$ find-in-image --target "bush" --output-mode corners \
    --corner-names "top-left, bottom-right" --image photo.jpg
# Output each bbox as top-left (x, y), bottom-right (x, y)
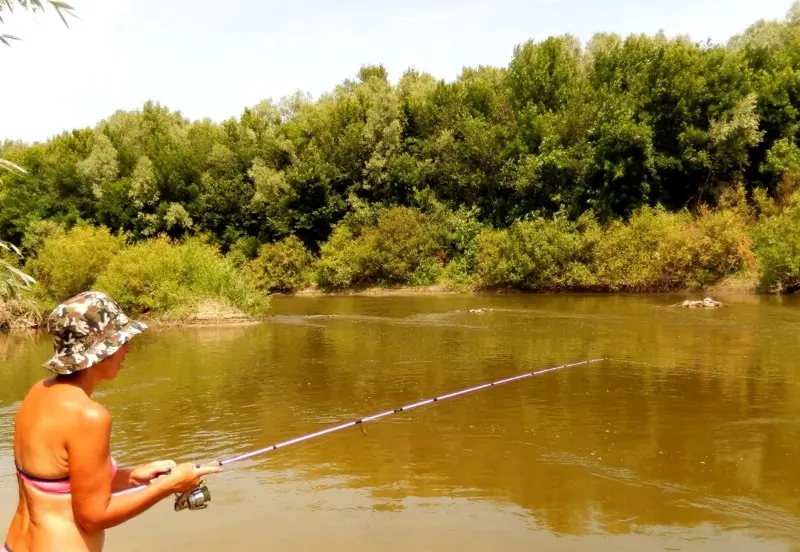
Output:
top-left (475, 212), bottom-right (598, 290)
top-left (227, 236), bottom-right (263, 269)
top-left (751, 191), bottom-right (800, 292)
top-left (314, 206), bottom-right (447, 289)
top-left (21, 219), bottom-right (67, 257)
top-left (26, 224), bottom-right (125, 302)
top-left (473, 205), bottom-right (753, 292)
top-left (439, 206), bottom-right (484, 287)
top-left (94, 235), bottom-right (269, 318)
top-left (314, 225), bottom-right (361, 289)
top-left (591, 206), bottom-right (681, 291)
top-left (594, 205), bottom-right (752, 291)
top-left (657, 207), bottom-right (754, 289)
top-left (248, 235), bottom-right (312, 293)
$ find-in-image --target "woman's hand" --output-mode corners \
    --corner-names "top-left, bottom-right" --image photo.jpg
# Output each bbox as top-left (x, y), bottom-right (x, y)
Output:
top-left (162, 462), bottom-right (222, 494)
top-left (129, 460), bottom-right (177, 486)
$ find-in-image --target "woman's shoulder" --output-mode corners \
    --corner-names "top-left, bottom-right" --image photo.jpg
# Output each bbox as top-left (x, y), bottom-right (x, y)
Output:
top-left (24, 380), bottom-right (111, 427)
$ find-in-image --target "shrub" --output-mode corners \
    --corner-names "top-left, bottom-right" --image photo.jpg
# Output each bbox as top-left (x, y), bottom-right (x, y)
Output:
top-left (594, 205), bottom-right (753, 291)
top-left (475, 212), bottom-right (598, 290)
top-left (751, 191), bottom-right (800, 293)
top-left (439, 206), bottom-right (484, 287)
top-left (657, 207), bottom-right (754, 290)
top-left (591, 206), bottom-right (677, 291)
top-left (359, 206), bottom-right (443, 283)
top-left (21, 219), bottom-right (67, 257)
top-left (314, 206), bottom-right (447, 289)
top-left (94, 235), bottom-right (269, 318)
top-left (314, 225), bottom-right (361, 289)
top-left (25, 224), bottom-right (126, 302)
top-left (227, 236), bottom-right (263, 269)
top-left (248, 235), bottom-right (312, 293)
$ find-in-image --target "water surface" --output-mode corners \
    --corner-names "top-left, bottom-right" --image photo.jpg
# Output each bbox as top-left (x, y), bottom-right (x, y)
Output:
top-left (1, 294), bottom-right (799, 551)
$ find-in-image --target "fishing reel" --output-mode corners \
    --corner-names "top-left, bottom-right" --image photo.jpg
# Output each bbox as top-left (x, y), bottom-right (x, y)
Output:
top-left (174, 481), bottom-right (211, 512)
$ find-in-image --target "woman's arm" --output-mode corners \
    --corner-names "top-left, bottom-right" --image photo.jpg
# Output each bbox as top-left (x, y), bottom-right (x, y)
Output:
top-left (67, 403), bottom-right (218, 532)
top-left (111, 468), bottom-right (135, 493)
top-left (112, 461), bottom-right (177, 493)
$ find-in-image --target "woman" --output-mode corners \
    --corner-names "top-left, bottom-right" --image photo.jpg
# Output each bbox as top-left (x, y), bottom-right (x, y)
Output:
top-left (3, 291), bottom-right (220, 552)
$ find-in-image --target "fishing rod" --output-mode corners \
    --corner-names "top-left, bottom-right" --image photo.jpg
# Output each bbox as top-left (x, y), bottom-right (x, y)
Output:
top-left (125, 358), bottom-right (604, 510)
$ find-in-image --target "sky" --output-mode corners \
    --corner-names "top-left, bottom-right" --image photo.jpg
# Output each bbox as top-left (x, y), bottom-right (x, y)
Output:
top-left (0, 0), bottom-right (796, 143)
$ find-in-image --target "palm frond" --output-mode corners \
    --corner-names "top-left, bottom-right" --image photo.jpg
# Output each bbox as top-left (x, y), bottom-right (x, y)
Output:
top-left (0, 0), bottom-right (77, 45)
top-left (0, 241), bottom-right (22, 256)
top-left (0, 158), bottom-right (27, 174)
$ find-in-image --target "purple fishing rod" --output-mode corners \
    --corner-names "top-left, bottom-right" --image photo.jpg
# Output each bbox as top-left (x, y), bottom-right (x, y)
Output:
top-left (218, 357), bottom-right (605, 467)
top-left (149, 357), bottom-right (605, 511)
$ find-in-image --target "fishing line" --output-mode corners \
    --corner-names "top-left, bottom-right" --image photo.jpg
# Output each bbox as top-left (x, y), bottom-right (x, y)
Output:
top-left (117, 357), bottom-right (605, 509)
top-left (217, 357), bottom-right (604, 467)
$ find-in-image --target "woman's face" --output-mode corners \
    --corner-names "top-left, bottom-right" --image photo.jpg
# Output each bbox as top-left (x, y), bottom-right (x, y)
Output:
top-left (101, 343), bottom-right (130, 380)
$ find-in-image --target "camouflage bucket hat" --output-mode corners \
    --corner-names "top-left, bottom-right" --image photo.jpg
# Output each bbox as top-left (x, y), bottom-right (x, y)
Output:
top-left (44, 290), bottom-right (148, 375)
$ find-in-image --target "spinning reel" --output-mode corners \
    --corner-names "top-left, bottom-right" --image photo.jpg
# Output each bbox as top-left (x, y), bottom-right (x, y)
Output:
top-left (174, 481), bottom-right (211, 511)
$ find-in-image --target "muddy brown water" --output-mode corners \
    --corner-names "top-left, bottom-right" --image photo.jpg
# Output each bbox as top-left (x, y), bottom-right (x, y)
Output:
top-left (1, 294), bottom-right (799, 551)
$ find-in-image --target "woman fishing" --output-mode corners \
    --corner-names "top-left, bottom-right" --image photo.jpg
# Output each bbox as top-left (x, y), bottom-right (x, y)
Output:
top-left (3, 291), bottom-right (221, 552)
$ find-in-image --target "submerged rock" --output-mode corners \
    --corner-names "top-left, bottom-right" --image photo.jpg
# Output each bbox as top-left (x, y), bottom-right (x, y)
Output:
top-left (674, 297), bottom-right (727, 309)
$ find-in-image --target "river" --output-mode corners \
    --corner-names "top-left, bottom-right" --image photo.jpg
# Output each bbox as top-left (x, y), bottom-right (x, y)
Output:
top-left (1, 294), bottom-right (799, 551)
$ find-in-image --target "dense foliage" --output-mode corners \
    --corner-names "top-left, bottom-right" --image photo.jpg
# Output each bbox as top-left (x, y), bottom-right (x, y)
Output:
top-left (4, 5), bottom-right (800, 314)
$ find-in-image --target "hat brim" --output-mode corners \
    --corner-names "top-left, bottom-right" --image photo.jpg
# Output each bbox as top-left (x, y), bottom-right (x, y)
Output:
top-left (44, 319), bottom-right (149, 375)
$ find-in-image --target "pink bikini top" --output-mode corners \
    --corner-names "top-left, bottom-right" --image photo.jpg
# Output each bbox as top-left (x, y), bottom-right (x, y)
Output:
top-left (15, 457), bottom-right (118, 495)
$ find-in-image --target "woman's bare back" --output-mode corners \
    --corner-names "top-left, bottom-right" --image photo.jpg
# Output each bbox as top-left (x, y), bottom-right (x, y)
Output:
top-left (8, 379), bottom-right (108, 552)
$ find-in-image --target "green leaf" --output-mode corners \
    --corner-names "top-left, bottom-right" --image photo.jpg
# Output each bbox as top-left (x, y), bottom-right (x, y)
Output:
top-left (49, 0), bottom-right (76, 27)
top-left (49, 1), bottom-right (74, 10)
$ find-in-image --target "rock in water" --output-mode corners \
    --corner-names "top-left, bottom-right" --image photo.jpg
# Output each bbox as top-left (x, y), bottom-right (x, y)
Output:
top-left (674, 297), bottom-right (726, 309)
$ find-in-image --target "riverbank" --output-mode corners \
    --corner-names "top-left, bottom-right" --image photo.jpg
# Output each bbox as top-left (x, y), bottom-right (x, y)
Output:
top-left (0, 297), bottom-right (267, 332)
top-left (2, 278), bottom-right (762, 333)
top-left (292, 283), bottom-right (464, 297)
top-left (292, 278), bottom-right (761, 297)
top-left (4, 188), bottom-right (799, 333)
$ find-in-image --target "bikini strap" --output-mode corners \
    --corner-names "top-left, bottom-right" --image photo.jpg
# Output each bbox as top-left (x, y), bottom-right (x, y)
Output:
top-left (14, 461), bottom-right (70, 483)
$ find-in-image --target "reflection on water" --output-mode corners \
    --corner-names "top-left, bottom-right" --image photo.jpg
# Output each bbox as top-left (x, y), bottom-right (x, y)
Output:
top-left (1, 293), bottom-right (800, 551)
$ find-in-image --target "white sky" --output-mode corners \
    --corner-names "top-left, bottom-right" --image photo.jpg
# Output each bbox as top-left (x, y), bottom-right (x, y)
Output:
top-left (0, 0), bottom-right (796, 143)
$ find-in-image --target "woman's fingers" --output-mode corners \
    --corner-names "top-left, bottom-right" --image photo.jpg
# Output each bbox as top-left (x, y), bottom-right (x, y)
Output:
top-left (194, 464), bottom-right (222, 478)
top-left (148, 460), bottom-right (177, 477)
